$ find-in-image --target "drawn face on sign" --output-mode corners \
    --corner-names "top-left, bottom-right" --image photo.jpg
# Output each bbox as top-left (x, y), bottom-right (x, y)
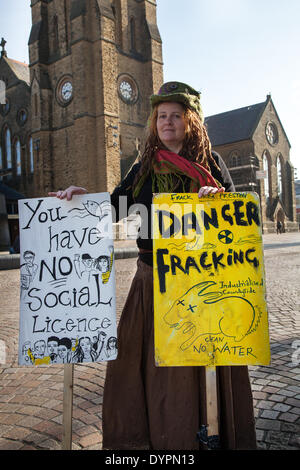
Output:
top-left (47, 338), bottom-right (58, 355)
top-left (80, 337), bottom-right (92, 356)
top-left (22, 341), bottom-right (31, 357)
top-left (24, 251), bottom-right (35, 266)
top-left (34, 340), bottom-right (46, 357)
top-left (58, 345), bottom-right (68, 359)
top-left (96, 256), bottom-right (109, 273)
top-left (82, 255), bottom-right (93, 268)
top-left (107, 337), bottom-right (117, 350)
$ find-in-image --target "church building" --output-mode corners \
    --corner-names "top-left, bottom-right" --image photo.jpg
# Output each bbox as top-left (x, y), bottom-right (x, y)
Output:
top-left (0, 38), bottom-right (32, 248)
top-left (205, 95), bottom-right (298, 233)
top-left (28, 0), bottom-right (163, 196)
top-left (0, 0), bottom-right (163, 249)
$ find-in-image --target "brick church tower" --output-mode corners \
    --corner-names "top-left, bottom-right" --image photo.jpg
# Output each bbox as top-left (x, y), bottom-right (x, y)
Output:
top-left (28, 0), bottom-right (163, 196)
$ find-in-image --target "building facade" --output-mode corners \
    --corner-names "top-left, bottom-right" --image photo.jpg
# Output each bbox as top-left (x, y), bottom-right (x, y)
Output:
top-left (205, 95), bottom-right (298, 233)
top-left (295, 179), bottom-right (300, 225)
top-left (0, 0), bottom-right (163, 248)
top-left (29, 0), bottom-right (163, 197)
top-left (0, 40), bottom-right (32, 248)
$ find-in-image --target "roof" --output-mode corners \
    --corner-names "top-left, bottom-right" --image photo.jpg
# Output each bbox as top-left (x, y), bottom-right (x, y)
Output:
top-left (0, 182), bottom-right (25, 200)
top-left (205, 101), bottom-right (266, 146)
top-left (1, 56), bottom-right (30, 86)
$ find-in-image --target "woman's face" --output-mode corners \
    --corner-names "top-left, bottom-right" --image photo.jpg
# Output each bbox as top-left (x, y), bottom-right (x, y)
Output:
top-left (58, 345), bottom-right (68, 358)
top-left (156, 102), bottom-right (186, 153)
top-left (99, 258), bottom-right (108, 272)
top-left (80, 338), bottom-right (91, 355)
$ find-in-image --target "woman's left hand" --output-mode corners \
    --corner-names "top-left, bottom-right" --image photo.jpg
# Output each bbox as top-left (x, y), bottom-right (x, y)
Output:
top-left (198, 186), bottom-right (225, 198)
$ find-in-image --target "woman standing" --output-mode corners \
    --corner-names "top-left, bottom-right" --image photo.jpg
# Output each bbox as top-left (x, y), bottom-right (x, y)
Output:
top-left (50, 82), bottom-right (257, 450)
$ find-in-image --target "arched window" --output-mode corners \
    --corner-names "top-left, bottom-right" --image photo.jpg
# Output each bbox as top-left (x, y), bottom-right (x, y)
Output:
top-left (64, 0), bottom-right (71, 49)
top-left (229, 151), bottom-right (241, 167)
top-left (5, 127), bottom-right (12, 169)
top-left (112, 0), bottom-right (122, 48)
top-left (53, 15), bottom-right (59, 52)
top-left (130, 17), bottom-right (136, 52)
top-left (15, 139), bottom-right (21, 176)
top-left (262, 151), bottom-right (270, 202)
top-left (277, 156), bottom-right (283, 200)
top-left (29, 137), bottom-right (34, 173)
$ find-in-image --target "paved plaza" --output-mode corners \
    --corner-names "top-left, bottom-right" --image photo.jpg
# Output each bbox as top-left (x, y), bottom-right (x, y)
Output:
top-left (0, 232), bottom-right (299, 450)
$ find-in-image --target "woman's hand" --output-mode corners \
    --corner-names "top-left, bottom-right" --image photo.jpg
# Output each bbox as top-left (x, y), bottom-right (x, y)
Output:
top-left (198, 186), bottom-right (225, 198)
top-left (48, 186), bottom-right (87, 201)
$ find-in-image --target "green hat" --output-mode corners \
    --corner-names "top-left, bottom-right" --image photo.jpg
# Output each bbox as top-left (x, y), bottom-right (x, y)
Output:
top-left (150, 81), bottom-right (204, 122)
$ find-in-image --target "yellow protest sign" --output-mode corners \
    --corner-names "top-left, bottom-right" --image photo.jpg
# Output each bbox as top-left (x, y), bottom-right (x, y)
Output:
top-left (153, 192), bottom-right (270, 367)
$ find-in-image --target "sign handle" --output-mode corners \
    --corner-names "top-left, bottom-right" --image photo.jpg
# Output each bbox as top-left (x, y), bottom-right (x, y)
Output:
top-left (197, 366), bottom-right (220, 449)
top-left (62, 363), bottom-right (74, 450)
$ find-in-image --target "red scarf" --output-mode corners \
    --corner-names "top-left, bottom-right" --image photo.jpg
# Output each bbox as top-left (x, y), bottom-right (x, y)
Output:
top-left (133, 149), bottom-right (221, 198)
top-left (153, 149), bottom-right (221, 191)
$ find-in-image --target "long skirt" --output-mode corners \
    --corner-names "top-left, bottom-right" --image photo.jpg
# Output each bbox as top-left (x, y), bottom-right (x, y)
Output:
top-left (102, 259), bottom-right (257, 450)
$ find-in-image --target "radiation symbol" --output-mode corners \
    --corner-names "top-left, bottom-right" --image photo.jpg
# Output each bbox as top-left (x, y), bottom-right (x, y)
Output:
top-left (218, 230), bottom-right (233, 244)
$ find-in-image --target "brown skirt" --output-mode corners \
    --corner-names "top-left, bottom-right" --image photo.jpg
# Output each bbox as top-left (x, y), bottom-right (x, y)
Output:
top-left (102, 259), bottom-right (257, 450)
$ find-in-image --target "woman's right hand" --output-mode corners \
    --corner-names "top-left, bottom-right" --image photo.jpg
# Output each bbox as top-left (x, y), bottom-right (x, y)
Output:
top-left (48, 186), bottom-right (87, 201)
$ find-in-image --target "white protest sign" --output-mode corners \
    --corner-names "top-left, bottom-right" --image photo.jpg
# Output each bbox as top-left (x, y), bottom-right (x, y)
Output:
top-left (18, 193), bottom-right (117, 366)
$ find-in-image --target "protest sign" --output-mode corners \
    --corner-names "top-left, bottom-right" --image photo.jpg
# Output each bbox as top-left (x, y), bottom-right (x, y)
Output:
top-left (153, 192), bottom-right (270, 367)
top-left (18, 193), bottom-right (117, 366)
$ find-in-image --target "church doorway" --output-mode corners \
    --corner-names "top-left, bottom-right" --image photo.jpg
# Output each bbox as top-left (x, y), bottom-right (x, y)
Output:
top-left (276, 208), bottom-right (285, 234)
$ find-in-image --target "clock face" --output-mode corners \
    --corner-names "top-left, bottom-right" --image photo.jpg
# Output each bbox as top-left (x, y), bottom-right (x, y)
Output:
top-left (119, 81), bottom-right (133, 101)
top-left (117, 75), bottom-right (138, 104)
top-left (266, 122), bottom-right (278, 145)
top-left (61, 81), bottom-right (73, 102)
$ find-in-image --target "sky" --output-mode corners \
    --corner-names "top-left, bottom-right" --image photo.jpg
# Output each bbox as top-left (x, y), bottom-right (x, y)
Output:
top-left (0, 0), bottom-right (299, 175)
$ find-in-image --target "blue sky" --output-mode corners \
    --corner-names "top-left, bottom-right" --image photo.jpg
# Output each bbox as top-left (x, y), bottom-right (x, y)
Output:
top-left (1, 0), bottom-right (300, 174)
